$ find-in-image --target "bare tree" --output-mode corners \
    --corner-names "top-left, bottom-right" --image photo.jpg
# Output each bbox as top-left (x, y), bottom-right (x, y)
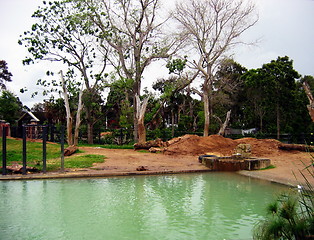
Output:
top-left (88, 0), bottom-right (182, 143)
top-left (60, 70), bottom-right (84, 146)
top-left (174, 0), bottom-right (258, 136)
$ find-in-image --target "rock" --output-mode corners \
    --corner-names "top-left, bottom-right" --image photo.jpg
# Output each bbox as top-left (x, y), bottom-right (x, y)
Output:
top-left (4, 163), bottom-right (39, 174)
top-left (134, 138), bottom-right (165, 150)
top-left (136, 166), bottom-right (148, 171)
top-left (235, 144), bottom-right (251, 158)
top-left (149, 147), bottom-right (164, 153)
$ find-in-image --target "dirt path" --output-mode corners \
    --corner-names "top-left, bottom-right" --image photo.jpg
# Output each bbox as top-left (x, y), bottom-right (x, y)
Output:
top-left (79, 146), bottom-right (313, 187)
top-left (80, 147), bottom-right (209, 173)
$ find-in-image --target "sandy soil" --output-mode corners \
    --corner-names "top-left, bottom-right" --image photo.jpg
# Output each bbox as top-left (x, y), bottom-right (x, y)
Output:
top-left (79, 144), bottom-right (314, 188)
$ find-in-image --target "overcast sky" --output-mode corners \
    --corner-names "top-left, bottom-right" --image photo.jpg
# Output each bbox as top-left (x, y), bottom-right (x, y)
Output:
top-left (0, 0), bottom-right (313, 108)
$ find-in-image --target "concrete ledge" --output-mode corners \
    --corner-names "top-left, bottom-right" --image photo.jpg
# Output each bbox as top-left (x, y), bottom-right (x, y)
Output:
top-left (0, 169), bottom-right (212, 181)
top-left (201, 156), bottom-right (271, 171)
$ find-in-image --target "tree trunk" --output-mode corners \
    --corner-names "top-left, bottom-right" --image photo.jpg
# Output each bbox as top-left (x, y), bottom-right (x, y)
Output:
top-left (87, 120), bottom-right (94, 144)
top-left (303, 82), bottom-right (314, 122)
top-left (133, 95), bottom-right (139, 143)
top-left (85, 106), bottom-right (94, 144)
top-left (218, 110), bottom-right (231, 136)
top-left (64, 145), bottom-right (78, 156)
top-left (203, 90), bottom-right (210, 137)
top-left (171, 109), bottom-right (175, 138)
top-left (60, 70), bottom-right (73, 145)
top-left (136, 95), bottom-right (148, 144)
top-left (138, 120), bottom-right (146, 144)
top-left (74, 88), bottom-right (84, 146)
top-left (276, 103), bottom-right (280, 140)
top-left (279, 143), bottom-right (314, 152)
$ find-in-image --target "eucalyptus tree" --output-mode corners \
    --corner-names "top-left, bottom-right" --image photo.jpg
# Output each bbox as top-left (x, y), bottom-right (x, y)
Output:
top-left (19, 0), bottom-right (110, 144)
top-left (84, 0), bottom-right (182, 143)
top-left (173, 0), bottom-right (258, 136)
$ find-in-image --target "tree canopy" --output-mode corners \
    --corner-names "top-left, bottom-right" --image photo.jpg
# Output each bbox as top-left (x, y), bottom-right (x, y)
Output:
top-left (0, 60), bottom-right (13, 90)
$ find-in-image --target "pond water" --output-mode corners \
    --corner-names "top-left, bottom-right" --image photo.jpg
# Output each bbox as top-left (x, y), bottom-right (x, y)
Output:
top-left (0, 173), bottom-right (288, 240)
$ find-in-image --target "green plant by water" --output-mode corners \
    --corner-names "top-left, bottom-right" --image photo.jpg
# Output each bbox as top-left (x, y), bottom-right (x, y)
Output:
top-left (253, 159), bottom-right (314, 239)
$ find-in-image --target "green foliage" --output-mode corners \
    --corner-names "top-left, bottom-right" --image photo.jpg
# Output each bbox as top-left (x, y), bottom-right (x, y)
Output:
top-left (253, 191), bottom-right (314, 239)
top-left (0, 90), bottom-right (23, 124)
top-left (239, 56), bottom-right (304, 134)
top-left (254, 155), bottom-right (314, 240)
top-left (19, 0), bottom-right (109, 100)
top-left (105, 78), bottom-right (134, 129)
top-left (166, 57), bottom-right (187, 75)
top-left (119, 99), bottom-right (133, 129)
top-left (0, 60), bottom-right (13, 89)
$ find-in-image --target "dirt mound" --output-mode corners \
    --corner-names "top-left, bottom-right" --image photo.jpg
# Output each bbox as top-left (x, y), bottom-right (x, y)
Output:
top-left (164, 134), bottom-right (238, 156)
top-left (235, 138), bottom-right (282, 157)
top-left (164, 135), bottom-right (283, 157)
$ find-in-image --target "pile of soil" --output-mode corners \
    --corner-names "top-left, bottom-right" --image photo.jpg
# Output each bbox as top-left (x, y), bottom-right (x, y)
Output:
top-left (164, 134), bottom-right (282, 157)
top-left (235, 138), bottom-right (281, 157)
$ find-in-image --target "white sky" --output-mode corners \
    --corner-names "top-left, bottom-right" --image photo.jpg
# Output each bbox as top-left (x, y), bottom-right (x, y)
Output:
top-left (0, 0), bottom-right (314, 108)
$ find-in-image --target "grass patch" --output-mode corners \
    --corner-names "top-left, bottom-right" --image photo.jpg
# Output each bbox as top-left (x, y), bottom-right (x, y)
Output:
top-left (136, 150), bottom-right (150, 153)
top-left (0, 138), bottom-right (61, 164)
top-left (0, 138), bottom-right (105, 172)
top-left (43, 154), bottom-right (106, 171)
top-left (260, 164), bottom-right (276, 170)
top-left (79, 143), bottom-right (134, 149)
top-left (65, 154), bottom-right (105, 168)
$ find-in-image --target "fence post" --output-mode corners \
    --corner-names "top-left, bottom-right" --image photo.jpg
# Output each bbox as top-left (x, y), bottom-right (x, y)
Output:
top-left (42, 126), bottom-right (47, 174)
top-left (60, 125), bottom-right (65, 173)
top-left (2, 126), bottom-right (7, 175)
top-left (22, 126), bottom-right (27, 175)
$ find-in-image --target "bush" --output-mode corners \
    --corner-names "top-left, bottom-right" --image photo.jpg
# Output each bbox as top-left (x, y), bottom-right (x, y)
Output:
top-left (253, 160), bottom-right (314, 239)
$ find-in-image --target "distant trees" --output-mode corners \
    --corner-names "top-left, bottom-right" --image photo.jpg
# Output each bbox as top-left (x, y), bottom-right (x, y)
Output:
top-left (0, 91), bottom-right (23, 124)
top-left (240, 56), bottom-right (304, 138)
top-left (0, 60), bottom-right (13, 89)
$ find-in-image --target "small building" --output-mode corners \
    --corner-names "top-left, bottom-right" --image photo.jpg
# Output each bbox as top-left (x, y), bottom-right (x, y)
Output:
top-left (16, 111), bottom-right (52, 139)
top-left (0, 120), bottom-right (10, 137)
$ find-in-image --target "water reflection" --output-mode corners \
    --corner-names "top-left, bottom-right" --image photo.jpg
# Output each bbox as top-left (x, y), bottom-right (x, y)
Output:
top-left (0, 173), bottom-right (287, 240)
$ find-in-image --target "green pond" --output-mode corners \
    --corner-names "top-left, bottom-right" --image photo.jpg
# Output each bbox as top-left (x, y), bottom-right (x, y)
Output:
top-left (0, 173), bottom-right (288, 240)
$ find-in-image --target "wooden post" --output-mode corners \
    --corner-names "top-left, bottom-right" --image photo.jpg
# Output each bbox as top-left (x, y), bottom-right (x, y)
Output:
top-left (22, 126), bottom-right (27, 175)
top-left (60, 125), bottom-right (65, 173)
top-left (2, 126), bottom-right (7, 175)
top-left (42, 126), bottom-right (47, 174)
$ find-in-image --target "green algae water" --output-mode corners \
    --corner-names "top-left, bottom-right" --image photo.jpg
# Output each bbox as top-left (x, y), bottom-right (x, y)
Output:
top-left (0, 173), bottom-right (288, 240)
